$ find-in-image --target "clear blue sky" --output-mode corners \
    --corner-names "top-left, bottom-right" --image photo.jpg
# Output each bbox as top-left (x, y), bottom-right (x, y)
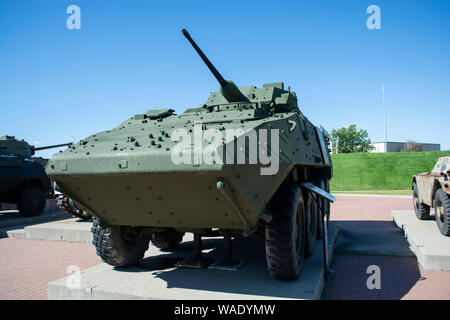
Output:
top-left (1, 0), bottom-right (449, 158)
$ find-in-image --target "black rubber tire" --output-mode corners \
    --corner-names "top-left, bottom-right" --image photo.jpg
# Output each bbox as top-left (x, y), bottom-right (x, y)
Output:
top-left (304, 190), bottom-right (317, 257)
top-left (434, 188), bottom-right (450, 236)
top-left (17, 187), bottom-right (46, 217)
top-left (413, 183), bottom-right (430, 220)
top-left (91, 218), bottom-right (150, 267)
top-left (265, 183), bottom-right (306, 280)
top-left (151, 230), bottom-right (184, 250)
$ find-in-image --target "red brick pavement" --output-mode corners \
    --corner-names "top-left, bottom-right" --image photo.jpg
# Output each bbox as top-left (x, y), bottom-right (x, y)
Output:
top-left (331, 194), bottom-right (414, 228)
top-left (325, 195), bottom-right (450, 300)
top-left (0, 194), bottom-right (448, 300)
top-left (323, 255), bottom-right (450, 300)
top-left (0, 238), bottom-right (100, 300)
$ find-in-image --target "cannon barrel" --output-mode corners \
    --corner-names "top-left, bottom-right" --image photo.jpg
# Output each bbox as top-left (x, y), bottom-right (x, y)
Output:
top-left (182, 29), bottom-right (227, 87)
top-left (34, 142), bottom-right (73, 151)
top-left (182, 29), bottom-right (248, 103)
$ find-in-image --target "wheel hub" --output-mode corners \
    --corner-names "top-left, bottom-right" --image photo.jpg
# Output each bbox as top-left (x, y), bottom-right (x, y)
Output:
top-left (31, 198), bottom-right (39, 207)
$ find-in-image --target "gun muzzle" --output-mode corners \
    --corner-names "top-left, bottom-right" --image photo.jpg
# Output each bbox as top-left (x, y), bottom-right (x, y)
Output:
top-left (182, 29), bottom-right (248, 103)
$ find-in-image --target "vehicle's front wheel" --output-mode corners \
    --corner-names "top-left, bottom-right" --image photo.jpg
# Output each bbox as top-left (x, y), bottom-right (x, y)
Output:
top-left (265, 183), bottom-right (306, 280)
top-left (91, 218), bottom-right (150, 267)
top-left (17, 187), bottom-right (46, 217)
top-left (434, 188), bottom-right (450, 236)
top-left (413, 183), bottom-right (430, 220)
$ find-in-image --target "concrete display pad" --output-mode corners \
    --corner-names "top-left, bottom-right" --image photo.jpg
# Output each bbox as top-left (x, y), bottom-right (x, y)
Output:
top-left (393, 210), bottom-right (450, 270)
top-left (48, 223), bottom-right (340, 300)
top-left (8, 218), bottom-right (93, 243)
top-left (0, 209), bottom-right (70, 238)
top-left (334, 227), bottom-right (414, 256)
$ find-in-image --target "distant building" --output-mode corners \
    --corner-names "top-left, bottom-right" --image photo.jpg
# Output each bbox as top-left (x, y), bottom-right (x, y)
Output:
top-left (370, 142), bottom-right (441, 153)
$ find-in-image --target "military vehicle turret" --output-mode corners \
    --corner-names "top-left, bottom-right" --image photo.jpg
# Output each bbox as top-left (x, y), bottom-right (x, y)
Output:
top-left (46, 29), bottom-right (334, 280)
top-left (412, 156), bottom-right (450, 236)
top-left (0, 135), bottom-right (73, 217)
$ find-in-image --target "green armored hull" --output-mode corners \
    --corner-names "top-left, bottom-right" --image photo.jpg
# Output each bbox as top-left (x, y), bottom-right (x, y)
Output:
top-left (47, 87), bottom-right (328, 232)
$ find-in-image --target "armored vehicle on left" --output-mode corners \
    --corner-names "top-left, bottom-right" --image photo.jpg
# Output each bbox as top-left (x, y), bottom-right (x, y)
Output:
top-left (0, 135), bottom-right (72, 217)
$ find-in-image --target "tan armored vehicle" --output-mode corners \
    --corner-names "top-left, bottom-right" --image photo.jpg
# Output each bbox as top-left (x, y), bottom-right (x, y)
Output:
top-left (412, 156), bottom-right (450, 236)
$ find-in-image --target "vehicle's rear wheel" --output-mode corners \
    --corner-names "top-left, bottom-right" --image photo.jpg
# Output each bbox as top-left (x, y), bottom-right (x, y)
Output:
top-left (304, 190), bottom-right (317, 257)
top-left (17, 187), bottom-right (46, 217)
top-left (91, 218), bottom-right (150, 267)
top-left (434, 188), bottom-right (450, 236)
top-left (413, 183), bottom-right (430, 220)
top-left (265, 183), bottom-right (306, 280)
top-left (151, 229), bottom-right (184, 250)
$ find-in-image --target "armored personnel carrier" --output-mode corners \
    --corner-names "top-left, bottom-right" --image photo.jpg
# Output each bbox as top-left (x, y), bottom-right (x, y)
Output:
top-left (412, 156), bottom-right (450, 236)
top-left (0, 135), bottom-right (72, 217)
top-left (46, 30), bottom-right (334, 280)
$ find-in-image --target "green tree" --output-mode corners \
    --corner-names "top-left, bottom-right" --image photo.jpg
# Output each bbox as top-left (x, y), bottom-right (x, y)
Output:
top-left (331, 125), bottom-right (374, 153)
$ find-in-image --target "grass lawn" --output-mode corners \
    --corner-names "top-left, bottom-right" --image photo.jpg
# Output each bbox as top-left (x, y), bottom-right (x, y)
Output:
top-left (329, 150), bottom-right (449, 192)
top-left (333, 190), bottom-right (412, 196)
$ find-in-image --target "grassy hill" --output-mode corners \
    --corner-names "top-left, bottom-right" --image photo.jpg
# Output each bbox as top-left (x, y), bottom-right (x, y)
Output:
top-left (329, 150), bottom-right (449, 192)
